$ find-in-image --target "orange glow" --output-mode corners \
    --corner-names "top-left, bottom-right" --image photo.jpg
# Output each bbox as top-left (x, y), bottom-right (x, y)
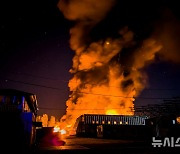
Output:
top-left (58, 0), bottom-right (163, 136)
top-left (106, 109), bottom-right (118, 115)
top-left (53, 126), bottom-right (67, 135)
top-left (66, 124), bottom-right (72, 128)
top-left (58, 38), bottom-right (162, 136)
top-left (60, 129), bottom-right (67, 135)
top-left (176, 117), bottom-right (180, 124)
top-left (106, 41), bottom-right (110, 45)
top-left (53, 126), bottom-right (60, 133)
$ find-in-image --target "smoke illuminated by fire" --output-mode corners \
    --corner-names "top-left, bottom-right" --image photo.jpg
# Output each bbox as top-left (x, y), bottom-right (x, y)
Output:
top-left (57, 0), bottom-right (165, 134)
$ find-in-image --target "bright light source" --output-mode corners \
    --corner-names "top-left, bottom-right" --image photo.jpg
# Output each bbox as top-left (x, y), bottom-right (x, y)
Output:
top-left (60, 129), bottom-right (66, 135)
top-left (67, 124), bottom-right (72, 128)
top-left (106, 41), bottom-right (110, 45)
top-left (106, 109), bottom-right (117, 115)
top-left (53, 126), bottom-right (67, 135)
top-left (172, 120), bottom-right (176, 125)
top-left (53, 126), bottom-right (60, 133)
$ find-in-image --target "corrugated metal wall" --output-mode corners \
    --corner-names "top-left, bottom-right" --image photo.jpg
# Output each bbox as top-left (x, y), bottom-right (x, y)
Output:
top-left (82, 114), bottom-right (148, 125)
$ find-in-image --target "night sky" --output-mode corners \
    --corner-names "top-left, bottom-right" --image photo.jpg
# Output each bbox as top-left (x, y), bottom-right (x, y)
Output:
top-left (1, 0), bottom-right (180, 119)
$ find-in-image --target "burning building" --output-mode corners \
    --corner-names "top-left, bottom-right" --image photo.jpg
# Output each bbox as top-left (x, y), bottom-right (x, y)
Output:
top-left (57, 0), bottom-right (162, 134)
top-left (75, 114), bottom-right (150, 139)
top-left (57, 0), bottom-right (180, 136)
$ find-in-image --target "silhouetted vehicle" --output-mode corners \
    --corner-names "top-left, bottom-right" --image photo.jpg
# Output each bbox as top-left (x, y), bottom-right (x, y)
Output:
top-left (0, 89), bottom-right (41, 151)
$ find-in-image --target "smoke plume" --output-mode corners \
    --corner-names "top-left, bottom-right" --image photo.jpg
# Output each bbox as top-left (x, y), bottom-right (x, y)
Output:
top-left (57, 0), bottom-right (180, 134)
top-left (154, 9), bottom-right (180, 63)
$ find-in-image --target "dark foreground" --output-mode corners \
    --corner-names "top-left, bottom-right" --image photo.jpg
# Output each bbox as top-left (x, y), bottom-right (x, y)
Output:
top-left (3, 136), bottom-right (180, 154)
top-left (3, 129), bottom-right (180, 154)
top-left (32, 135), bottom-right (180, 154)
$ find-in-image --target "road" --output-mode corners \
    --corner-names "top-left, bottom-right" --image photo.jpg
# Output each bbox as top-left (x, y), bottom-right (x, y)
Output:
top-left (35, 135), bottom-right (180, 154)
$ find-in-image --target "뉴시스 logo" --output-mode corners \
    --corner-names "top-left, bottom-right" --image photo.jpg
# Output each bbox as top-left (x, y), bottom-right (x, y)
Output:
top-left (152, 137), bottom-right (180, 147)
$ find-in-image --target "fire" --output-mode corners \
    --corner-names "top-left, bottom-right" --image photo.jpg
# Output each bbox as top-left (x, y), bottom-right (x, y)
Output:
top-left (53, 126), bottom-right (67, 135)
top-left (53, 126), bottom-right (60, 133)
top-left (66, 124), bottom-right (72, 128)
top-left (106, 109), bottom-right (118, 115)
top-left (60, 129), bottom-right (67, 135)
top-left (58, 0), bottom-right (163, 135)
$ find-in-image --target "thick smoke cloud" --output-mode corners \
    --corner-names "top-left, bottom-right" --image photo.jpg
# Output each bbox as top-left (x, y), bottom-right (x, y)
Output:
top-left (58, 0), bottom-right (116, 52)
top-left (154, 10), bottom-right (180, 63)
top-left (58, 0), bottom-right (180, 134)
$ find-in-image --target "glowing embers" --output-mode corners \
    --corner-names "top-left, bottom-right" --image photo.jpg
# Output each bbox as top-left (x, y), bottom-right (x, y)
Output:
top-left (53, 126), bottom-right (67, 135)
top-left (53, 126), bottom-right (60, 133)
top-left (60, 129), bottom-right (67, 135)
top-left (105, 41), bottom-right (110, 45)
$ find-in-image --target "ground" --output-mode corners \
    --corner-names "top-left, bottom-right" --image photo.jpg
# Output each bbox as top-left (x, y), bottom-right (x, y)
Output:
top-left (35, 135), bottom-right (180, 154)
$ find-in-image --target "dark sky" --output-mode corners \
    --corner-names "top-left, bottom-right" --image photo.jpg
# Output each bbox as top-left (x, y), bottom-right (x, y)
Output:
top-left (0, 0), bottom-right (180, 119)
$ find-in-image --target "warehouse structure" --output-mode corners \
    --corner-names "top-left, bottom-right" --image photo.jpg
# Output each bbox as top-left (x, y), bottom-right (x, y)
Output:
top-left (75, 98), bottom-right (180, 139)
top-left (75, 114), bottom-right (150, 139)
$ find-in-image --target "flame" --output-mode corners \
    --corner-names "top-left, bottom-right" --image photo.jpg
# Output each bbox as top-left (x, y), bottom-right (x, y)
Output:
top-left (60, 129), bottom-right (67, 135)
top-left (58, 0), bottom-right (163, 135)
top-left (53, 126), bottom-right (60, 133)
top-left (66, 124), bottom-right (72, 128)
top-left (106, 109), bottom-right (118, 115)
top-left (53, 126), bottom-right (67, 135)
top-left (58, 37), bottom-right (162, 135)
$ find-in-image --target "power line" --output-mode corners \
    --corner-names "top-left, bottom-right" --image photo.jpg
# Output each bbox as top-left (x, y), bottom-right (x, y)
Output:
top-left (1, 72), bottom-right (180, 91)
top-left (72, 91), bottom-right (176, 100)
top-left (0, 77), bottom-right (65, 91)
top-left (2, 71), bottom-right (180, 91)
top-left (38, 107), bottom-right (133, 111)
top-left (0, 77), bottom-right (179, 100)
top-left (1, 70), bottom-right (69, 82)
